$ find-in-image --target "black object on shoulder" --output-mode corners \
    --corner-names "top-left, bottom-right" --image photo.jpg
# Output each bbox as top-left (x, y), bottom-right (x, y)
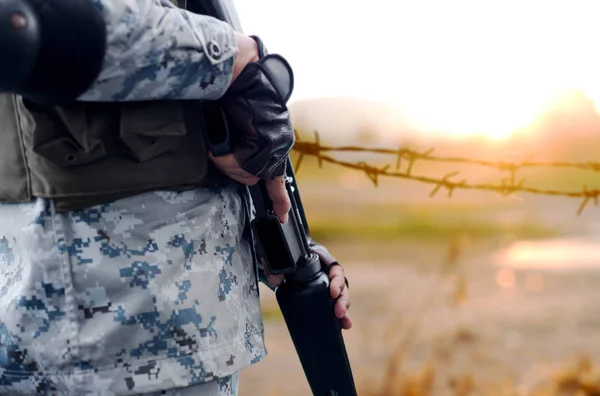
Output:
top-left (0, 0), bottom-right (107, 104)
top-left (0, 0), bottom-right (41, 93)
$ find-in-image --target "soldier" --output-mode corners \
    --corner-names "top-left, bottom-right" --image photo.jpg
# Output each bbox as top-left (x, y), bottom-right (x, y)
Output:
top-left (0, 0), bottom-right (352, 395)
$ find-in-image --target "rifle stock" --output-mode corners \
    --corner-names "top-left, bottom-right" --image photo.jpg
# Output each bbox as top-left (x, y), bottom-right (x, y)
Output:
top-left (189, 2), bottom-right (358, 395)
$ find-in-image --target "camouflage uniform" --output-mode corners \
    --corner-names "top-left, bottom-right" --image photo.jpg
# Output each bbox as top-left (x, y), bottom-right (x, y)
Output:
top-left (0, 1), bottom-right (269, 395)
top-left (81, 0), bottom-right (239, 102)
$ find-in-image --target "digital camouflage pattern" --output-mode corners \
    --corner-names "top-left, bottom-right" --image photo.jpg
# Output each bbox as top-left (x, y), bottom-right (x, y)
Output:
top-left (80, 0), bottom-right (238, 102)
top-left (146, 373), bottom-right (238, 396)
top-left (0, 1), bottom-right (270, 394)
top-left (0, 181), bottom-right (266, 395)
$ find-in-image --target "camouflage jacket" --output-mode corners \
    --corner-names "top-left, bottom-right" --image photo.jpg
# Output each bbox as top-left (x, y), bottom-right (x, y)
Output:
top-left (0, 1), bottom-right (269, 394)
top-left (81, 0), bottom-right (239, 102)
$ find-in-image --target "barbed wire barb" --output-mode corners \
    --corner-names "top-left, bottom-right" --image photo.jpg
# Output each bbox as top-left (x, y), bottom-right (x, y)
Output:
top-left (290, 132), bottom-right (600, 215)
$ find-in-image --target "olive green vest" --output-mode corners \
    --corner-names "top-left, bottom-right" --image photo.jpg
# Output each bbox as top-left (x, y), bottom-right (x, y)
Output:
top-left (0, 95), bottom-right (213, 212)
top-left (0, 0), bottom-right (218, 212)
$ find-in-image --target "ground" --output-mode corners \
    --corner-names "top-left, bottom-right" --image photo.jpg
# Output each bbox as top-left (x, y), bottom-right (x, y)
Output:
top-left (238, 170), bottom-right (600, 396)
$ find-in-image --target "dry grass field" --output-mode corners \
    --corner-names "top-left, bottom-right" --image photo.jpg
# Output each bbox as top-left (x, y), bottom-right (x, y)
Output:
top-left (238, 153), bottom-right (600, 395)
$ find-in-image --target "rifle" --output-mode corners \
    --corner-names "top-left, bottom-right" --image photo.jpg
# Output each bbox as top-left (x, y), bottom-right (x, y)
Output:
top-left (188, 1), bottom-right (358, 395)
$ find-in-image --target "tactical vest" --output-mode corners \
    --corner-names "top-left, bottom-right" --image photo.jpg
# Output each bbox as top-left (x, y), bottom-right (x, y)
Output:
top-left (0, 0), bottom-right (215, 212)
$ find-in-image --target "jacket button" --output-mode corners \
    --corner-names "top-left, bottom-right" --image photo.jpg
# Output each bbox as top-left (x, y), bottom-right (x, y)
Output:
top-left (207, 40), bottom-right (222, 60)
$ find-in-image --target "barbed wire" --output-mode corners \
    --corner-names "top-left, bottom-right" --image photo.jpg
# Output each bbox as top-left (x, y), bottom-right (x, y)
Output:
top-left (290, 131), bottom-right (600, 215)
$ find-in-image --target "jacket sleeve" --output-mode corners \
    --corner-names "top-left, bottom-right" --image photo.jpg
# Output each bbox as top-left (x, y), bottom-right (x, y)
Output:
top-left (78, 0), bottom-right (238, 102)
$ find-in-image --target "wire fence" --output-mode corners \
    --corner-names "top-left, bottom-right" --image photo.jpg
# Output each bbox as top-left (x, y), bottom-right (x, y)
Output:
top-left (290, 131), bottom-right (600, 215)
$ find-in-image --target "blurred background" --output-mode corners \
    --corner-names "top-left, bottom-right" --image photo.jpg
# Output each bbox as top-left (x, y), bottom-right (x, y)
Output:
top-left (235, 1), bottom-right (600, 395)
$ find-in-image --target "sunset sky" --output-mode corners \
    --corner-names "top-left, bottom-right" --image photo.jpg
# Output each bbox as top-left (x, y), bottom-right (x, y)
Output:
top-left (235, 0), bottom-right (600, 139)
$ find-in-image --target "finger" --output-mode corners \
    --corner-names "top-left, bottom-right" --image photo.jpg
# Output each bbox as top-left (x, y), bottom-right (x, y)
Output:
top-left (329, 274), bottom-right (347, 299)
top-left (327, 265), bottom-right (346, 299)
top-left (208, 153), bottom-right (260, 185)
top-left (340, 315), bottom-right (353, 330)
top-left (208, 151), bottom-right (230, 165)
top-left (266, 273), bottom-right (284, 288)
top-left (236, 172), bottom-right (260, 186)
top-left (228, 172), bottom-right (259, 186)
top-left (265, 177), bottom-right (290, 224)
top-left (334, 288), bottom-right (351, 319)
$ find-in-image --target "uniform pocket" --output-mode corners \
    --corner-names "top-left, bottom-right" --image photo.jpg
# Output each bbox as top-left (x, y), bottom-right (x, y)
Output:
top-left (119, 101), bottom-right (187, 163)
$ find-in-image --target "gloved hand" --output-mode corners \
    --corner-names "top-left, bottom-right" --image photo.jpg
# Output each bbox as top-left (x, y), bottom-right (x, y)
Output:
top-left (204, 35), bottom-right (295, 181)
top-left (205, 35), bottom-right (295, 223)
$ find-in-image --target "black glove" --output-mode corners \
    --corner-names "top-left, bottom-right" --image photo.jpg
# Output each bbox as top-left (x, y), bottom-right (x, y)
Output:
top-left (203, 36), bottom-right (295, 180)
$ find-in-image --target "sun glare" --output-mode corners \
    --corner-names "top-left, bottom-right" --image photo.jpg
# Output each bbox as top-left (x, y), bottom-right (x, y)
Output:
top-left (237, 0), bottom-right (600, 140)
top-left (377, 1), bottom-right (600, 140)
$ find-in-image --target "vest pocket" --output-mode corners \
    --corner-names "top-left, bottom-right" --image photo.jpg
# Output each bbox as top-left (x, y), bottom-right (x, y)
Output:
top-left (119, 101), bottom-right (187, 163)
top-left (24, 100), bottom-right (188, 168)
top-left (24, 100), bottom-right (111, 168)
